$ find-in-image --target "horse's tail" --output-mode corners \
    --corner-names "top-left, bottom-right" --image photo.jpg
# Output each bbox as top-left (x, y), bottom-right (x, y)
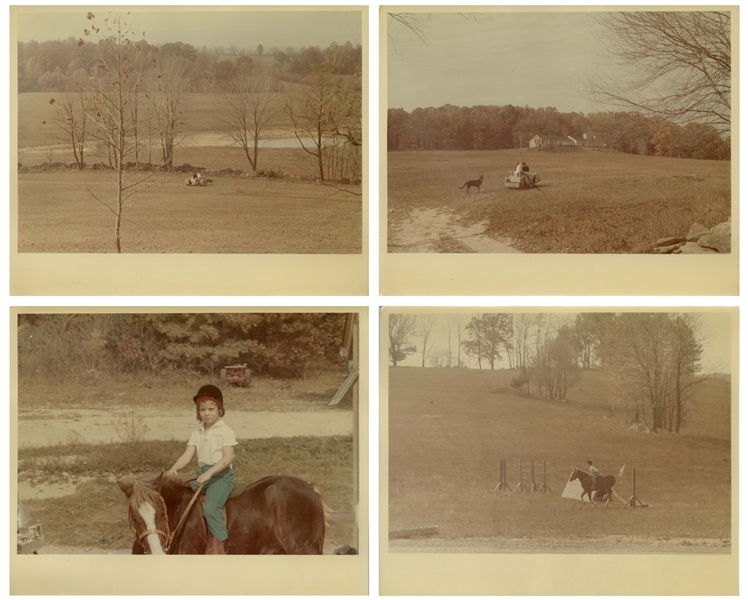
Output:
top-left (311, 484), bottom-right (356, 527)
top-left (616, 464), bottom-right (625, 479)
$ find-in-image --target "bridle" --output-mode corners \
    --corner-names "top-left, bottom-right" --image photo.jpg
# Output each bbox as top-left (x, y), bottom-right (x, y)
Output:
top-left (127, 494), bottom-right (170, 553)
top-left (128, 482), bottom-right (204, 554)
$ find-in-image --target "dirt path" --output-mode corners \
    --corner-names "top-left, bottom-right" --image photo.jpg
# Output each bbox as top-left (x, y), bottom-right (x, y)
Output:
top-left (389, 535), bottom-right (731, 554)
top-left (388, 207), bottom-right (519, 253)
top-left (18, 408), bottom-right (352, 448)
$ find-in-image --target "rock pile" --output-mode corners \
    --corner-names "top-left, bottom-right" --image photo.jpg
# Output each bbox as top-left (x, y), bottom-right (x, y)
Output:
top-left (650, 218), bottom-right (731, 254)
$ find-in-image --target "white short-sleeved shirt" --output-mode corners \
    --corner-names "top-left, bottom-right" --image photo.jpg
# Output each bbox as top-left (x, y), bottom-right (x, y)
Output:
top-left (187, 419), bottom-right (238, 467)
top-left (589, 465), bottom-right (600, 476)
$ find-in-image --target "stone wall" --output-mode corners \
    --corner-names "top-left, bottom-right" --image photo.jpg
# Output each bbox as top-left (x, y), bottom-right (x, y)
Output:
top-left (650, 218), bottom-right (731, 254)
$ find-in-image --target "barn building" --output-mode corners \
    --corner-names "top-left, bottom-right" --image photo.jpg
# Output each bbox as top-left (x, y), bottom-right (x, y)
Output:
top-left (529, 133), bottom-right (603, 149)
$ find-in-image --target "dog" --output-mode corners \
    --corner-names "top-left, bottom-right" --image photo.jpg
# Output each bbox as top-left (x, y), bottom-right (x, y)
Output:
top-left (459, 174), bottom-right (483, 193)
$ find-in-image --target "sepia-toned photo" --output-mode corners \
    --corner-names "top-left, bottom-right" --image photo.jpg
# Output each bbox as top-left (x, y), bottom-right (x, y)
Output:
top-left (12, 308), bottom-right (367, 595)
top-left (380, 7), bottom-right (737, 296)
top-left (380, 307), bottom-right (737, 595)
top-left (11, 6), bottom-right (367, 296)
top-left (386, 10), bottom-right (731, 254)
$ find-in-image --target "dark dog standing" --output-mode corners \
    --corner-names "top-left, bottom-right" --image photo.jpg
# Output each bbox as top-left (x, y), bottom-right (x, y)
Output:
top-left (459, 175), bottom-right (484, 193)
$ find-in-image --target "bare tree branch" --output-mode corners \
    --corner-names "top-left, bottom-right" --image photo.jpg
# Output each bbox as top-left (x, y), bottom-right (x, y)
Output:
top-left (584, 11), bottom-right (731, 132)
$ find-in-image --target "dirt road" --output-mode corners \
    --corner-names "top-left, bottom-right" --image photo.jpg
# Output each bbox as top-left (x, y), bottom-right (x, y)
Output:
top-left (18, 407), bottom-right (353, 448)
top-left (388, 207), bottom-right (519, 253)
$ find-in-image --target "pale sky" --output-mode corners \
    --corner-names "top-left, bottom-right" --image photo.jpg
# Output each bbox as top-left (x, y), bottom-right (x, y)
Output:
top-left (387, 11), bottom-right (610, 113)
top-left (15, 8), bottom-right (362, 50)
top-left (395, 312), bottom-right (734, 374)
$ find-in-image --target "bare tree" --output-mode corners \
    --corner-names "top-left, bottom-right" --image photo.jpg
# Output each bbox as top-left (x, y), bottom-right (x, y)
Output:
top-left (148, 55), bottom-right (189, 169)
top-left (388, 314), bottom-right (417, 367)
top-left (528, 318), bottom-right (581, 401)
top-left (585, 11), bottom-right (731, 132)
top-left (83, 12), bottom-right (166, 253)
top-left (415, 315), bottom-right (437, 368)
top-left (606, 313), bottom-right (706, 432)
top-left (49, 75), bottom-right (88, 169)
top-left (219, 70), bottom-right (280, 172)
top-left (285, 62), bottom-right (338, 181)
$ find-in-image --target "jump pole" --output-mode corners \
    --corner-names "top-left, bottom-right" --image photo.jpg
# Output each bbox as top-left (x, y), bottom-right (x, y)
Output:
top-left (493, 459), bottom-right (511, 492)
top-left (623, 468), bottom-right (648, 508)
top-left (537, 459), bottom-right (554, 494)
top-left (513, 459), bottom-right (530, 493)
top-left (530, 460), bottom-right (539, 493)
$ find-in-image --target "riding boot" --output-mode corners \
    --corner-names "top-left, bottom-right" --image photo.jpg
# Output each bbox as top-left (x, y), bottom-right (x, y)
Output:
top-left (205, 537), bottom-right (226, 555)
top-left (223, 539), bottom-right (229, 554)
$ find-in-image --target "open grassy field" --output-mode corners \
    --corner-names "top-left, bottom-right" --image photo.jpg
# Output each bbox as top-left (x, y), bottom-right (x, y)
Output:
top-left (388, 367), bottom-right (731, 553)
top-left (18, 170), bottom-right (361, 253)
top-left (17, 92), bottom-right (362, 254)
top-left (387, 148), bottom-right (731, 253)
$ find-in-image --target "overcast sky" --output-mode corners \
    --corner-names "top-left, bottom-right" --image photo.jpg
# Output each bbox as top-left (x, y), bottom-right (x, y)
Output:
top-left (395, 312), bottom-right (734, 374)
top-left (387, 11), bottom-right (611, 113)
top-left (15, 8), bottom-right (361, 50)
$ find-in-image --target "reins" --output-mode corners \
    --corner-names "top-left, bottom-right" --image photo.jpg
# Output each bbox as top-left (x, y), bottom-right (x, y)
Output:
top-left (165, 482), bottom-right (204, 553)
top-left (128, 481), bottom-right (204, 554)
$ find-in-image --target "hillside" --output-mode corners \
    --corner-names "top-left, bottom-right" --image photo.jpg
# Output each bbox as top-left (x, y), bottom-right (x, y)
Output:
top-left (388, 367), bottom-right (731, 550)
top-left (387, 148), bottom-right (731, 253)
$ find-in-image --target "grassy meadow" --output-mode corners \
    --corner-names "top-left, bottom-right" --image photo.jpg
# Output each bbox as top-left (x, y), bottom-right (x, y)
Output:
top-left (387, 148), bottom-right (731, 253)
top-left (17, 91), bottom-right (362, 254)
top-left (18, 169), bottom-right (361, 253)
top-left (388, 367), bottom-right (731, 548)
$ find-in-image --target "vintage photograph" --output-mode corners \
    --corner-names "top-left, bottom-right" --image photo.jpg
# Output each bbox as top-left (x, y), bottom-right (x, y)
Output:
top-left (14, 8), bottom-right (363, 254)
top-left (12, 309), bottom-right (366, 594)
top-left (384, 309), bottom-right (734, 562)
top-left (386, 10), bottom-right (732, 255)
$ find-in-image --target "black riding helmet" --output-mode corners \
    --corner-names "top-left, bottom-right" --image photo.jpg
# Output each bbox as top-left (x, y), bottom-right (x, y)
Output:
top-left (193, 384), bottom-right (223, 404)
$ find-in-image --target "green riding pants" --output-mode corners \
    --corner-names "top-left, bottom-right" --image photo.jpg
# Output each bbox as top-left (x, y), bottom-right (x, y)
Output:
top-left (190, 465), bottom-right (234, 542)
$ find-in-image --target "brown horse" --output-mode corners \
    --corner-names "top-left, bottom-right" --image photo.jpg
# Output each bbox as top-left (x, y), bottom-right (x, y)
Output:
top-left (568, 465), bottom-right (625, 507)
top-left (117, 472), bottom-right (333, 554)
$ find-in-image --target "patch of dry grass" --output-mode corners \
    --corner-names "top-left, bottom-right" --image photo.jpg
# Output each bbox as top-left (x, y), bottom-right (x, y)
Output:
top-left (17, 170), bottom-right (361, 253)
top-left (388, 367), bottom-right (731, 545)
top-left (18, 370), bottom-right (353, 413)
top-left (388, 148), bottom-right (731, 253)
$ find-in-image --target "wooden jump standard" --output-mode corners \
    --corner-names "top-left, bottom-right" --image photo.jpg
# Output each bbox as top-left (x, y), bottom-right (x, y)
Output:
top-left (623, 467), bottom-right (649, 508)
top-left (492, 458), bottom-right (511, 492)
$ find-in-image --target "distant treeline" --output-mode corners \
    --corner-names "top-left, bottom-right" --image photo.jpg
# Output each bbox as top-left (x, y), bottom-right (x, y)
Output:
top-left (388, 104), bottom-right (730, 161)
top-left (18, 313), bottom-right (348, 383)
top-left (18, 37), bottom-right (362, 93)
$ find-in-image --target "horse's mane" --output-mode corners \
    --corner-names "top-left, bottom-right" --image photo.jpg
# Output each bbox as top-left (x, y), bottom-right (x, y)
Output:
top-left (129, 478), bottom-right (163, 510)
top-left (127, 473), bottom-right (191, 508)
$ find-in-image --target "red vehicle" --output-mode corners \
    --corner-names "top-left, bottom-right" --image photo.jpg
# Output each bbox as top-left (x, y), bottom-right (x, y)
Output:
top-left (221, 364), bottom-right (250, 387)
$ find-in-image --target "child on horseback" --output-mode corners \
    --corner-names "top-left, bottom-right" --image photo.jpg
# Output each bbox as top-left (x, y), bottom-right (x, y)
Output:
top-left (587, 460), bottom-right (600, 487)
top-left (167, 384), bottom-right (237, 555)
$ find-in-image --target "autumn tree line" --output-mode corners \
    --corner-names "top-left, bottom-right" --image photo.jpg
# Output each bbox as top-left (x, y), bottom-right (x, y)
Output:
top-left (389, 313), bottom-right (708, 434)
top-left (18, 36), bottom-right (362, 93)
top-left (387, 104), bottom-right (730, 161)
top-left (18, 313), bottom-right (349, 384)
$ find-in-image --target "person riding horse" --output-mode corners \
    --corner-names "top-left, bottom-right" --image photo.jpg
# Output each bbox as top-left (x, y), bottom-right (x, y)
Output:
top-left (587, 460), bottom-right (600, 487)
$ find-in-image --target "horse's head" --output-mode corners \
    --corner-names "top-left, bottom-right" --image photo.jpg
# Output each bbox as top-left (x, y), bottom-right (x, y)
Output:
top-left (117, 476), bottom-right (170, 555)
top-left (569, 468), bottom-right (581, 482)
